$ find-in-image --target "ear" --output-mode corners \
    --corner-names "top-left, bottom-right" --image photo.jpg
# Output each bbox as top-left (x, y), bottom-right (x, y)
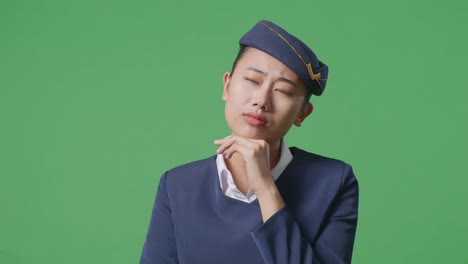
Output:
top-left (222, 72), bottom-right (231, 101)
top-left (294, 102), bottom-right (313, 127)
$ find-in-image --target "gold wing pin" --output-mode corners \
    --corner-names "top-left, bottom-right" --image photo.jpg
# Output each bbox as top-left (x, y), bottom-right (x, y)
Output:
top-left (307, 63), bottom-right (321, 81)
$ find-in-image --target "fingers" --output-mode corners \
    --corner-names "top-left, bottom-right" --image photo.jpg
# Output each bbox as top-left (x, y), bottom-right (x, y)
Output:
top-left (222, 142), bottom-right (241, 159)
top-left (214, 137), bottom-right (236, 155)
top-left (223, 139), bottom-right (255, 159)
top-left (213, 134), bottom-right (233, 145)
top-left (215, 136), bottom-right (241, 158)
top-left (214, 135), bottom-right (268, 161)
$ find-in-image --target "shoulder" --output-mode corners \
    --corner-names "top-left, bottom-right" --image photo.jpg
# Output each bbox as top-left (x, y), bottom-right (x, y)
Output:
top-left (288, 147), bottom-right (357, 188)
top-left (163, 155), bottom-right (218, 188)
top-left (290, 147), bottom-right (349, 169)
top-left (166, 155), bottom-right (216, 174)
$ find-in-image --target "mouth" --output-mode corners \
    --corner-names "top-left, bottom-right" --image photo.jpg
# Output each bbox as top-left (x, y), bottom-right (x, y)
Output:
top-left (243, 112), bottom-right (267, 126)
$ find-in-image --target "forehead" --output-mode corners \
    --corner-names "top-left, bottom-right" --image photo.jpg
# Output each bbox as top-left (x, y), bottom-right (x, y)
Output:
top-left (236, 48), bottom-right (301, 81)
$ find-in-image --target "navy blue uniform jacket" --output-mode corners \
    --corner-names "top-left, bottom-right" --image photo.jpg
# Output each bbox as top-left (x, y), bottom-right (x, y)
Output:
top-left (140, 147), bottom-right (359, 263)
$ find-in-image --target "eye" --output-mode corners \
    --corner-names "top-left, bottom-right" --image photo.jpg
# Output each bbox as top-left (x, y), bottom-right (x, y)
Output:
top-left (275, 89), bottom-right (293, 96)
top-left (244, 77), bottom-right (259, 85)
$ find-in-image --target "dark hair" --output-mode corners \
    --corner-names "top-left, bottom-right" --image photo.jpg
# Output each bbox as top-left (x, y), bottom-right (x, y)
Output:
top-left (230, 45), bottom-right (249, 75)
top-left (230, 45), bottom-right (313, 102)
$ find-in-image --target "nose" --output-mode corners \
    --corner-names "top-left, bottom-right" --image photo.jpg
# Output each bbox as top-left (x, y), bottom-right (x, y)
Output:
top-left (253, 85), bottom-right (272, 112)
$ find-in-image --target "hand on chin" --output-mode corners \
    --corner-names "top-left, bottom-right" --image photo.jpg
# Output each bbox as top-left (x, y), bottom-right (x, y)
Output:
top-left (214, 134), bottom-right (275, 194)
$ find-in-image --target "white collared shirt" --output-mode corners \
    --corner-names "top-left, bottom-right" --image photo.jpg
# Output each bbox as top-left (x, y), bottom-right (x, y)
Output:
top-left (215, 140), bottom-right (293, 203)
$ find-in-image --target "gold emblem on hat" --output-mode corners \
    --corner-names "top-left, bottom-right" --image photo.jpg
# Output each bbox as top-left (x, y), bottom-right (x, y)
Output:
top-left (307, 64), bottom-right (321, 81)
top-left (260, 22), bottom-right (325, 92)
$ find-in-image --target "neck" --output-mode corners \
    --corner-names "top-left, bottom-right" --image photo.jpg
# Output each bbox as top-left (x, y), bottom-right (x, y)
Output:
top-left (268, 140), bottom-right (282, 169)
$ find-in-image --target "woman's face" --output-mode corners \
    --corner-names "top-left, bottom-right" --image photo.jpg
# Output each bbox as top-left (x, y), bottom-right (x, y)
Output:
top-left (222, 48), bottom-right (313, 145)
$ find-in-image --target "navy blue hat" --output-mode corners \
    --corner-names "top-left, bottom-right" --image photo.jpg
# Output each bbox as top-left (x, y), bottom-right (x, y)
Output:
top-left (240, 20), bottom-right (328, 96)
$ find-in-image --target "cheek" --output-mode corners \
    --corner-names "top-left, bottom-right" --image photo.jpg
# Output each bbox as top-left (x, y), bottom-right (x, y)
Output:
top-left (274, 99), bottom-right (302, 120)
top-left (224, 92), bottom-right (244, 119)
top-left (226, 88), bottom-right (251, 106)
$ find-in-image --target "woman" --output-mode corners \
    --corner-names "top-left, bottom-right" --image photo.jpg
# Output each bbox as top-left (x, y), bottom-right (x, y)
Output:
top-left (140, 20), bottom-right (359, 264)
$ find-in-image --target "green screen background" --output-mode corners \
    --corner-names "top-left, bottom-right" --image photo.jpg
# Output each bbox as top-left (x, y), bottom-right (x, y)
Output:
top-left (1, 0), bottom-right (467, 263)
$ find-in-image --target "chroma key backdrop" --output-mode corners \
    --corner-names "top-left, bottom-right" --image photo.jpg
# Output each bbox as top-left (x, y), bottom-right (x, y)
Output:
top-left (1, 0), bottom-right (467, 263)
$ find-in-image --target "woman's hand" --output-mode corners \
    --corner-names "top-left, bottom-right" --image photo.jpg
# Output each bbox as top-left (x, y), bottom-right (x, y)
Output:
top-left (214, 135), bottom-right (285, 221)
top-left (214, 135), bottom-right (273, 194)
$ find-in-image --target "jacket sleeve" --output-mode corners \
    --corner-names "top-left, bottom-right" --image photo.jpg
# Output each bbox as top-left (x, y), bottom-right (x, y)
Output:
top-left (250, 164), bottom-right (359, 264)
top-left (140, 172), bottom-right (179, 264)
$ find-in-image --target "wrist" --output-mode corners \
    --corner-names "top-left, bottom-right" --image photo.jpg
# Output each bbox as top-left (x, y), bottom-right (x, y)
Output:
top-left (255, 183), bottom-right (285, 222)
top-left (254, 182), bottom-right (280, 199)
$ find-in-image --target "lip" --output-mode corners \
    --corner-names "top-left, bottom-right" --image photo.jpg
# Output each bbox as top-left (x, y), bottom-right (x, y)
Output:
top-left (243, 112), bottom-right (267, 126)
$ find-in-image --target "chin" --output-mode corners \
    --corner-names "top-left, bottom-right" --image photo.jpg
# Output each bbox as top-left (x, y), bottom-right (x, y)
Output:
top-left (232, 128), bottom-right (276, 142)
top-left (227, 119), bottom-right (280, 141)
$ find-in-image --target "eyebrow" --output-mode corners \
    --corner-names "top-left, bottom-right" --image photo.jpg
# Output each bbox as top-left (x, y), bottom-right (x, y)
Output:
top-left (246, 67), bottom-right (298, 87)
top-left (278, 77), bottom-right (298, 88)
top-left (246, 67), bottom-right (267, 76)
